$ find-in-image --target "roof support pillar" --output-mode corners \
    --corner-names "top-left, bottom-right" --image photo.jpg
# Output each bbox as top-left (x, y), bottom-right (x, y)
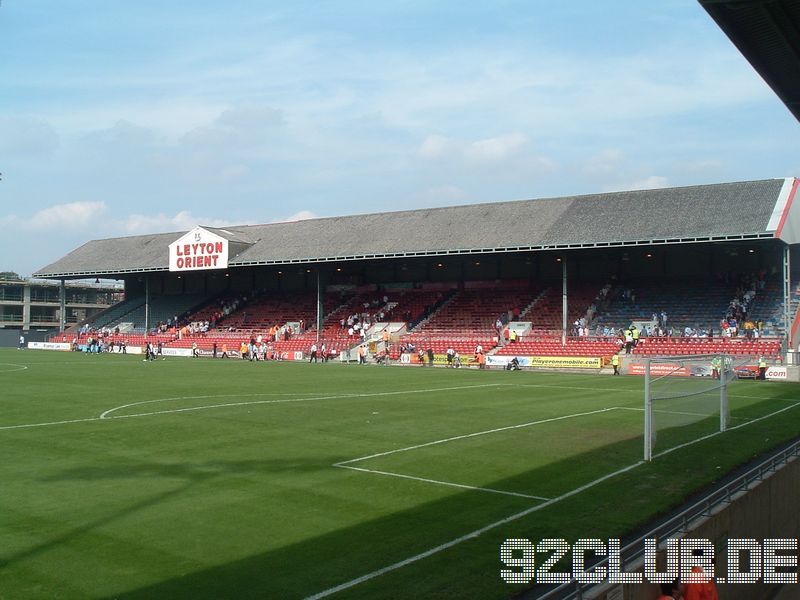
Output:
top-left (316, 270), bottom-right (323, 343)
top-left (59, 279), bottom-right (66, 333)
top-left (145, 277), bottom-right (150, 333)
top-left (22, 282), bottom-right (31, 332)
top-left (783, 244), bottom-right (791, 352)
top-left (562, 256), bottom-right (568, 348)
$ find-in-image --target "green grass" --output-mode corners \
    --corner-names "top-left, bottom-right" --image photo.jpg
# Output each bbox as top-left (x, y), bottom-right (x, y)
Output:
top-left (1, 349), bottom-right (799, 599)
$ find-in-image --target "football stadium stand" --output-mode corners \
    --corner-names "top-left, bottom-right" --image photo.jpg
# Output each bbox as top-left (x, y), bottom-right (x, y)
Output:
top-left (33, 178), bottom-right (800, 366)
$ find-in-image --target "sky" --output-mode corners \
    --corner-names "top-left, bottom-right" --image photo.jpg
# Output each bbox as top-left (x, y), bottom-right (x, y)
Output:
top-left (1, 1), bottom-right (798, 277)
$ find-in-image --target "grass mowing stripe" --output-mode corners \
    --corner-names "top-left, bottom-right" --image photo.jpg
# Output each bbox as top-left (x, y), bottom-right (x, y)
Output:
top-left (335, 465), bottom-right (551, 500)
top-left (335, 407), bottom-right (618, 465)
top-left (653, 400), bottom-right (800, 459)
top-left (0, 417), bottom-right (102, 431)
top-left (305, 460), bottom-right (645, 600)
top-left (3, 350), bottom-right (797, 599)
top-left (100, 382), bottom-right (512, 419)
top-left (0, 383), bottom-right (511, 430)
top-left (307, 398), bottom-right (800, 599)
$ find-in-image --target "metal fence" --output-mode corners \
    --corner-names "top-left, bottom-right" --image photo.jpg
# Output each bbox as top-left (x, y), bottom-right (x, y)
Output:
top-left (532, 438), bottom-right (800, 600)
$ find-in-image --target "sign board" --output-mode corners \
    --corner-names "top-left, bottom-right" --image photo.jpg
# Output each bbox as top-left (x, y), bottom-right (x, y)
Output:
top-left (528, 356), bottom-right (602, 369)
top-left (766, 366), bottom-right (788, 380)
top-left (169, 227), bottom-right (229, 272)
top-left (628, 362), bottom-right (691, 377)
top-left (28, 342), bottom-right (70, 351)
top-left (161, 347), bottom-right (193, 358)
top-left (486, 355), bottom-right (530, 367)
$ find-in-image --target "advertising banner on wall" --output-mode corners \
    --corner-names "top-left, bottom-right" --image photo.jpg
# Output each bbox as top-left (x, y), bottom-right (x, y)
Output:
top-left (626, 362), bottom-right (690, 377)
top-left (28, 342), bottom-right (71, 351)
top-left (766, 366), bottom-right (788, 380)
top-left (528, 356), bottom-right (602, 369)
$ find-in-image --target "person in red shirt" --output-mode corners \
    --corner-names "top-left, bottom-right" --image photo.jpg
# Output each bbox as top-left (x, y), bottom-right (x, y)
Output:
top-left (657, 581), bottom-right (681, 599)
top-left (682, 550), bottom-right (718, 600)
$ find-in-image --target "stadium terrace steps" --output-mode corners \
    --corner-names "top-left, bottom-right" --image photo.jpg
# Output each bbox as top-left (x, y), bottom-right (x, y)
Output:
top-left (88, 296), bottom-right (146, 330)
top-left (747, 280), bottom-right (790, 337)
top-left (631, 336), bottom-right (781, 358)
top-left (411, 287), bottom-right (541, 334)
top-left (524, 284), bottom-right (600, 333)
top-left (494, 338), bottom-right (619, 359)
top-left (593, 281), bottom-right (736, 334)
top-left (119, 294), bottom-right (207, 331)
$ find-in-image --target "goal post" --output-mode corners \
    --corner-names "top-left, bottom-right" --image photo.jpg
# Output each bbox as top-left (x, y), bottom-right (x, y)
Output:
top-left (643, 354), bottom-right (733, 462)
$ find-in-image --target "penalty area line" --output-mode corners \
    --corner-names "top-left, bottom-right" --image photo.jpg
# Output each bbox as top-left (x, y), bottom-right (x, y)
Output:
top-left (99, 382), bottom-right (513, 420)
top-left (335, 407), bottom-right (619, 466)
top-left (311, 400), bottom-right (800, 598)
top-left (335, 464), bottom-right (551, 501)
top-left (306, 459), bottom-right (644, 600)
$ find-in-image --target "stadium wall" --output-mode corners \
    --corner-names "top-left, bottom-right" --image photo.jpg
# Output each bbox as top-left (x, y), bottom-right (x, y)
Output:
top-left (0, 329), bottom-right (51, 348)
top-left (589, 452), bottom-right (800, 600)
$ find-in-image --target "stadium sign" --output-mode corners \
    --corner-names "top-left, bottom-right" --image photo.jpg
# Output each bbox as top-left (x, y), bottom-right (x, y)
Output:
top-left (766, 366), bottom-right (788, 380)
top-left (28, 341), bottom-right (70, 351)
top-left (169, 227), bottom-right (229, 272)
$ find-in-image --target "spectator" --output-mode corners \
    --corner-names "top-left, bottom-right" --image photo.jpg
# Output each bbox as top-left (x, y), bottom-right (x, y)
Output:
top-left (656, 581), bottom-right (680, 599)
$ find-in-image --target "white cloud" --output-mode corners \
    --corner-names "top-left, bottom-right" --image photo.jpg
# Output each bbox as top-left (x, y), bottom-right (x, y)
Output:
top-left (181, 106), bottom-right (286, 150)
top-left (83, 119), bottom-right (160, 146)
top-left (604, 175), bottom-right (669, 192)
top-left (121, 210), bottom-right (236, 234)
top-left (220, 164), bottom-right (250, 180)
top-left (27, 201), bottom-right (107, 230)
top-left (418, 132), bottom-right (530, 163)
top-left (418, 135), bottom-right (450, 159)
top-left (464, 133), bottom-right (528, 162)
top-left (584, 149), bottom-right (625, 174)
top-left (0, 117), bottom-right (59, 156)
top-left (273, 210), bottom-right (318, 223)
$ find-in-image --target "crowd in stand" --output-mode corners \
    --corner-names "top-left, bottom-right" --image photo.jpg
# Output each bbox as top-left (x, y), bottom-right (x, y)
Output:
top-left (62, 272), bottom-right (782, 366)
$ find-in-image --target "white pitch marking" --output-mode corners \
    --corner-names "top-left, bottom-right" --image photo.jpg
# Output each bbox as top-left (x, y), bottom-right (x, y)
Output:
top-left (615, 406), bottom-right (751, 422)
top-left (0, 384), bottom-right (513, 431)
top-left (99, 391), bottom-right (327, 419)
top-left (653, 400), bottom-right (800, 459)
top-left (309, 398), bottom-right (800, 598)
top-left (99, 383), bottom-right (512, 419)
top-left (305, 459), bottom-right (644, 600)
top-left (335, 407), bottom-right (618, 466)
top-left (336, 465), bottom-right (550, 501)
top-left (0, 417), bottom-right (102, 431)
top-left (0, 363), bottom-right (29, 373)
top-left (512, 382), bottom-right (638, 394)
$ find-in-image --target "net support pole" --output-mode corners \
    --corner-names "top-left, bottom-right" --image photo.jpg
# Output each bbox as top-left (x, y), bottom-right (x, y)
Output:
top-left (561, 256), bottom-right (567, 348)
top-left (644, 357), bottom-right (652, 462)
top-left (720, 355), bottom-right (729, 432)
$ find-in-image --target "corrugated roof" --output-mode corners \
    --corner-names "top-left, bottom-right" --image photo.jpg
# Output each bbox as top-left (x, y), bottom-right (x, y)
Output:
top-left (34, 179), bottom-right (789, 278)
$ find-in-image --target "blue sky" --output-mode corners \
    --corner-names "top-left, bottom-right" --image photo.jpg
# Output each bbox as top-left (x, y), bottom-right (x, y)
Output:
top-left (1, 1), bottom-right (798, 276)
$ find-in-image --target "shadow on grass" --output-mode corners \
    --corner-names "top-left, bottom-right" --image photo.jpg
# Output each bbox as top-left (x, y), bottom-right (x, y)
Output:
top-left (36, 457), bottom-right (325, 482)
top-left (5, 395), bottom-right (797, 600)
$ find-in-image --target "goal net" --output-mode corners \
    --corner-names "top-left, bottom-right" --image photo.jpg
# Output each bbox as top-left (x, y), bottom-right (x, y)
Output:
top-left (643, 354), bottom-right (736, 461)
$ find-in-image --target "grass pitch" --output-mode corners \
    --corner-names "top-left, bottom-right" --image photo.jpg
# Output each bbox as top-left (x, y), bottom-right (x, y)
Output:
top-left (1, 349), bottom-right (799, 599)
